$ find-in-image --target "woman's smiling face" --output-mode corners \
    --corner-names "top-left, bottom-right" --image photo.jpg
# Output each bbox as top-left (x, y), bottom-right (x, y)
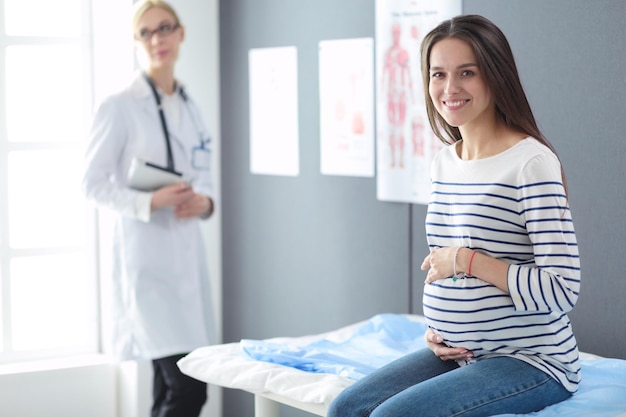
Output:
top-left (428, 37), bottom-right (494, 130)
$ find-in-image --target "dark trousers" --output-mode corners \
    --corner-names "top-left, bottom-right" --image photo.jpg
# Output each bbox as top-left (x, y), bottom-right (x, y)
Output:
top-left (152, 353), bottom-right (208, 417)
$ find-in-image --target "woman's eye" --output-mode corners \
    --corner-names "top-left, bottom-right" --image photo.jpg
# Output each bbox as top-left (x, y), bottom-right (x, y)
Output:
top-left (461, 70), bottom-right (475, 76)
top-left (431, 72), bottom-right (444, 79)
top-left (158, 24), bottom-right (173, 34)
top-left (139, 29), bottom-right (150, 38)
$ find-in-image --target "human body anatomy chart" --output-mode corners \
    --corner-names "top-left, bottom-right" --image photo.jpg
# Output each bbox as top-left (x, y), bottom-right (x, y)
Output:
top-left (375, 0), bottom-right (461, 203)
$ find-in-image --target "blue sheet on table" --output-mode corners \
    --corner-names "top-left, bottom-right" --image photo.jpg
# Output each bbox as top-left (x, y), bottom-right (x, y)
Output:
top-left (242, 314), bottom-right (428, 380)
top-left (241, 314), bottom-right (626, 416)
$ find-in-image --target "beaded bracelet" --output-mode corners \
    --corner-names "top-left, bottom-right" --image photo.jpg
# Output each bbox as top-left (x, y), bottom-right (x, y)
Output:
top-left (452, 246), bottom-right (464, 282)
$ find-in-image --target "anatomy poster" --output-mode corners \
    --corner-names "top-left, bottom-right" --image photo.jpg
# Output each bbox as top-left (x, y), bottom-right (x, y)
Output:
top-left (319, 38), bottom-right (374, 177)
top-left (249, 46), bottom-right (300, 176)
top-left (375, 0), bottom-right (461, 203)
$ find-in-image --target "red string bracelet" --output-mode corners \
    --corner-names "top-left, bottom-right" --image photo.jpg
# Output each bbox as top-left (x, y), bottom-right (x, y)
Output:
top-left (468, 251), bottom-right (477, 276)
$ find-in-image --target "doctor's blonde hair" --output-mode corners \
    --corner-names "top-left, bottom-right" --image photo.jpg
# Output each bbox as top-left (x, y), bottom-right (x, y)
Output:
top-left (132, 0), bottom-right (181, 34)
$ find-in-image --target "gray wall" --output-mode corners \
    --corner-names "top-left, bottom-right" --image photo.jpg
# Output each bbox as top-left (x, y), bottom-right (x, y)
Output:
top-left (220, 1), bottom-right (626, 416)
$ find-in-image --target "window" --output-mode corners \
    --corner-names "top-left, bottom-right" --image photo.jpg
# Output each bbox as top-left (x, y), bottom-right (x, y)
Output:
top-left (0, 0), bottom-right (98, 363)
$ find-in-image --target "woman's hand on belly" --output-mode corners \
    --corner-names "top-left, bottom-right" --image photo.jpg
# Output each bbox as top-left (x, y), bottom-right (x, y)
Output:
top-left (425, 328), bottom-right (474, 362)
top-left (421, 246), bottom-right (457, 284)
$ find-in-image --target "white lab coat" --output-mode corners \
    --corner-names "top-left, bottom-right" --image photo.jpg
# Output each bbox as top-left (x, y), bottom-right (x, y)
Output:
top-left (82, 73), bottom-right (216, 360)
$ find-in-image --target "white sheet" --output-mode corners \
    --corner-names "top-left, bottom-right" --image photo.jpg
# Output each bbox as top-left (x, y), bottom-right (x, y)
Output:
top-left (179, 316), bottom-right (388, 406)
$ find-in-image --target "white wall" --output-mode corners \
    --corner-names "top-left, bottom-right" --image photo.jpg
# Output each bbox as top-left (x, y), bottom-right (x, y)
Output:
top-left (0, 0), bottom-right (222, 416)
top-left (0, 357), bottom-right (116, 417)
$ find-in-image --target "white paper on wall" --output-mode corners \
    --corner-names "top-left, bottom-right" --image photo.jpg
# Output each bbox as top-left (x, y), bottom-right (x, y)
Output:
top-left (319, 38), bottom-right (375, 177)
top-left (249, 46), bottom-right (300, 176)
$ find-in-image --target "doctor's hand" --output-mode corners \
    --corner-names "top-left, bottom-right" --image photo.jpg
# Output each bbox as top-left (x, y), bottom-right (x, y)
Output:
top-left (150, 183), bottom-right (194, 212)
top-left (174, 192), bottom-right (213, 219)
top-left (425, 328), bottom-right (473, 362)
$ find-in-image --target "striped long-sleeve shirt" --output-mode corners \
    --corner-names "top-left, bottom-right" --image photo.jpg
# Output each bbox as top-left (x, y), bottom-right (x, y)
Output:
top-left (423, 137), bottom-right (581, 392)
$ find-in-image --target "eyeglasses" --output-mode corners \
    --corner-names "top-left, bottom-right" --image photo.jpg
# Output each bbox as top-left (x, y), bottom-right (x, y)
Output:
top-left (136, 23), bottom-right (180, 42)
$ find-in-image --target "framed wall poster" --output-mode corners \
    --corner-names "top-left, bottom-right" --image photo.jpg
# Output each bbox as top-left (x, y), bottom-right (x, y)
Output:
top-left (319, 38), bottom-right (375, 177)
top-left (375, 0), bottom-right (462, 203)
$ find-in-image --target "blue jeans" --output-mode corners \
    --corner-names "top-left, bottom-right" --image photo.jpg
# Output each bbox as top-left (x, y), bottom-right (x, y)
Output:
top-left (326, 348), bottom-right (571, 417)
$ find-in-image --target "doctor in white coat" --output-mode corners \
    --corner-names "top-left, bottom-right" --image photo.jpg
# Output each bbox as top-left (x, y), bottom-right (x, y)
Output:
top-left (82, 1), bottom-right (215, 416)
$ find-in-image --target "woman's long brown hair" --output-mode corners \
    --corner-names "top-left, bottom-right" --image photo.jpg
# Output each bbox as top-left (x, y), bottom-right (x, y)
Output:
top-left (420, 15), bottom-right (568, 195)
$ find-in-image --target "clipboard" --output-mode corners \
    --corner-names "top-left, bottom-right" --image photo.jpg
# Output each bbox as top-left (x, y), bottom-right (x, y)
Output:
top-left (127, 157), bottom-right (185, 191)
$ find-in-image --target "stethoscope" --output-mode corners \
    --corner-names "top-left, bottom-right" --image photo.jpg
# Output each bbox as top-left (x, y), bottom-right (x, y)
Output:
top-left (143, 72), bottom-right (210, 173)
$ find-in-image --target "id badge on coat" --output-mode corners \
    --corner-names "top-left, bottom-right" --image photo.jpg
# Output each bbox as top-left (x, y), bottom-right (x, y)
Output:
top-left (192, 145), bottom-right (211, 171)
